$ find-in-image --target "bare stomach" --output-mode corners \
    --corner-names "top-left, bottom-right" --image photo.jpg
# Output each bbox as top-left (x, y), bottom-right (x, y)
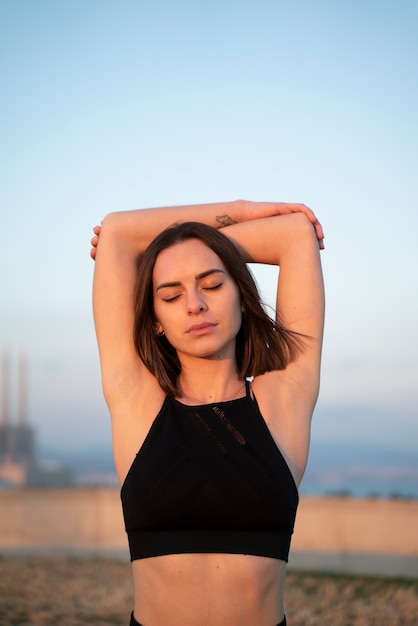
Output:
top-left (131, 552), bottom-right (286, 626)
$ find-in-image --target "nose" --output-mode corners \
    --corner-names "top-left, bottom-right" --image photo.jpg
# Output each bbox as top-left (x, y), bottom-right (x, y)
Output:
top-left (186, 289), bottom-right (208, 315)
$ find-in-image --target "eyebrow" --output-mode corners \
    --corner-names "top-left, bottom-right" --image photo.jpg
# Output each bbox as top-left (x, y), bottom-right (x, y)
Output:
top-left (156, 269), bottom-right (226, 291)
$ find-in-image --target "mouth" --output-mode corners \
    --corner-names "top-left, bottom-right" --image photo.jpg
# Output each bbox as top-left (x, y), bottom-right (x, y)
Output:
top-left (186, 322), bottom-right (216, 335)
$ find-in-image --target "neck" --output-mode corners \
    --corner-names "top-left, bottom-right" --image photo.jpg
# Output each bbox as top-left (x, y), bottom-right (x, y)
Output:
top-left (178, 357), bottom-right (244, 405)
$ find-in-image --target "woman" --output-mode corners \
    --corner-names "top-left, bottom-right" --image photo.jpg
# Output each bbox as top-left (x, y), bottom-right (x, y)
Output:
top-left (91, 199), bottom-right (325, 626)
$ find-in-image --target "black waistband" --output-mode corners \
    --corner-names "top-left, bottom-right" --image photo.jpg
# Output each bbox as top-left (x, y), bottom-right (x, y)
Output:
top-left (128, 528), bottom-right (292, 563)
top-left (130, 611), bottom-right (286, 625)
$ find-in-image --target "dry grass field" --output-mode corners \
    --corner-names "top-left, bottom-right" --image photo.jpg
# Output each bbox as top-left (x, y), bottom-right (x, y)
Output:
top-left (1, 555), bottom-right (417, 626)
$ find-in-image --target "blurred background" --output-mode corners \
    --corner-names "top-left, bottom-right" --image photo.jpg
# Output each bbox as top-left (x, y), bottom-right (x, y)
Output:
top-left (1, 0), bottom-right (417, 497)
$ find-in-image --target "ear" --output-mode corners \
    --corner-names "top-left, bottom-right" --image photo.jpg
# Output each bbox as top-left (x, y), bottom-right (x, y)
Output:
top-left (155, 322), bottom-right (164, 336)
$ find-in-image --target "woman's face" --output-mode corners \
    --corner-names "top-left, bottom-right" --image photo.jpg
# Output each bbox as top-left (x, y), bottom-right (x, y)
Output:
top-left (152, 239), bottom-right (242, 363)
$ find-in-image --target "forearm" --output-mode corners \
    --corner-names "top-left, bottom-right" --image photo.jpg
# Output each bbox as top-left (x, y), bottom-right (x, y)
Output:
top-left (99, 200), bottom-right (245, 257)
top-left (222, 212), bottom-right (319, 266)
top-left (91, 200), bottom-right (323, 262)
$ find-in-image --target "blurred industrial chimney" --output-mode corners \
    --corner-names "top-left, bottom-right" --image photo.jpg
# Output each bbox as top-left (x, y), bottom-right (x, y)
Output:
top-left (1, 347), bottom-right (10, 427)
top-left (17, 350), bottom-right (28, 427)
top-left (0, 347), bottom-right (73, 487)
top-left (0, 346), bottom-right (34, 481)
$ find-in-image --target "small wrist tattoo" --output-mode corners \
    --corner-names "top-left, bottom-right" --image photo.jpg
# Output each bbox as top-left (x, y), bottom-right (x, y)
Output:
top-left (216, 214), bottom-right (237, 228)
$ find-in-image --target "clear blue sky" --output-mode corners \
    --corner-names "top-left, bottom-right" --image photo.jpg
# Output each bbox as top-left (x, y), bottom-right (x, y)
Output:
top-left (1, 0), bottom-right (417, 456)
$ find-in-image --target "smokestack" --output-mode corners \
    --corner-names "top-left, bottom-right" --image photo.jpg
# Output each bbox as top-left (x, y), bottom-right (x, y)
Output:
top-left (1, 347), bottom-right (11, 427)
top-left (17, 350), bottom-right (28, 427)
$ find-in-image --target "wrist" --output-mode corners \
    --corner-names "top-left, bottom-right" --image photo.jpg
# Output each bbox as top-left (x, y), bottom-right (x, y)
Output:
top-left (213, 199), bottom-right (244, 229)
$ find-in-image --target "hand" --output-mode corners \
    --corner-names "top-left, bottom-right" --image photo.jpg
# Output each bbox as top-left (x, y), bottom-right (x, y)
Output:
top-left (242, 201), bottom-right (325, 250)
top-left (90, 225), bottom-right (102, 260)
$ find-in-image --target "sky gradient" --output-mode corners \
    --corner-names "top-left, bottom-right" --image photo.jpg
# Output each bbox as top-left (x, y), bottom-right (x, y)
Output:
top-left (1, 1), bottom-right (417, 468)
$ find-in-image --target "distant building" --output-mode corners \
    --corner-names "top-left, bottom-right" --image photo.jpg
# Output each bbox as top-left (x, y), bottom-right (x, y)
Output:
top-left (0, 349), bottom-right (74, 488)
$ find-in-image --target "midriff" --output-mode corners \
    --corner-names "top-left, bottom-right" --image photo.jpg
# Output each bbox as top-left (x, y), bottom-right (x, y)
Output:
top-left (132, 552), bottom-right (286, 626)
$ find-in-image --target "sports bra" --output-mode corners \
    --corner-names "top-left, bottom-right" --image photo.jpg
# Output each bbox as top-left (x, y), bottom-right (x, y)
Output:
top-left (121, 383), bottom-right (299, 562)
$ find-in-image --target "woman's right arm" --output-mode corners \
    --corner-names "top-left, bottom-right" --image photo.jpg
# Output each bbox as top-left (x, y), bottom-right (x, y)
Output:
top-left (92, 201), bottom-right (246, 408)
top-left (92, 213), bottom-right (154, 410)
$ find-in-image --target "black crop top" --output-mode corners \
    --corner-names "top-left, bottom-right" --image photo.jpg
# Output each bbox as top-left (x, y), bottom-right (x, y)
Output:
top-left (121, 384), bottom-right (299, 562)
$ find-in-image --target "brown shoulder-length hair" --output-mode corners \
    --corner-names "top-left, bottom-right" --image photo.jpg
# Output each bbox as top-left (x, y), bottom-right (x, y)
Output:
top-left (133, 222), bottom-right (304, 397)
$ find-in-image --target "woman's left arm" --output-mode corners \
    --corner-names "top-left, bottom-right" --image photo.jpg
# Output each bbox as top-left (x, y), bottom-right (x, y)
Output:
top-left (223, 211), bottom-right (325, 398)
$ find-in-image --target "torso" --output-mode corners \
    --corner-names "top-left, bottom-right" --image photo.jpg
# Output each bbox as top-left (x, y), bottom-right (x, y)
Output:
top-left (113, 370), bottom-right (312, 626)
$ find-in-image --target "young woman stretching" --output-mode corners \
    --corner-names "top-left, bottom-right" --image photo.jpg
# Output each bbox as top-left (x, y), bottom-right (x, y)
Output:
top-left (91, 200), bottom-right (325, 626)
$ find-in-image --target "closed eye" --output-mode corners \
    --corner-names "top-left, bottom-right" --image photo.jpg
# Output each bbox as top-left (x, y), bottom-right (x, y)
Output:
top-left (160, 281), bottom-right (223, 302)
top-left (202, 282), bottom-right (223, 291)
top-left (162, 295), bottom-right (181, 302)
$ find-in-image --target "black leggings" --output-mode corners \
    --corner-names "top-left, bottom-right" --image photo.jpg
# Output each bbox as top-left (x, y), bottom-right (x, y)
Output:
top-left (130, 612), bottom-right (286, 625)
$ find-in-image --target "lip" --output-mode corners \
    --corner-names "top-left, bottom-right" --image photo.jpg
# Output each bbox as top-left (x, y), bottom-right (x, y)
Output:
top-left (186, 322), bottom-right (216, 335)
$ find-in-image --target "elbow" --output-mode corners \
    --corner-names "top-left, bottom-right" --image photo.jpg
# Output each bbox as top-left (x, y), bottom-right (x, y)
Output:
top-left (291, 212), bottom-right (317, 236)
top-left (98, 212), bottom-right (133, 249)
top-left (100, 211), bottom-right (123, 235)
top-left (287, 213), bottom-right (321, 253)
top-left (93, 212), bottom-right (135, 268)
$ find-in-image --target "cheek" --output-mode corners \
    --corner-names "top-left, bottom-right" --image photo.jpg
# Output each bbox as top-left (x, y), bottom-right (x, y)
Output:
top-left (231, 295), bottom-right (244, 333)
top-left (152, 304), bottom-right (161, 328)
top-left (154, 305), bottom-right (178, 338)
top-left (153, 297), bottom-right (168, 322)
top-left (153, 305), bottom-right (168, 336)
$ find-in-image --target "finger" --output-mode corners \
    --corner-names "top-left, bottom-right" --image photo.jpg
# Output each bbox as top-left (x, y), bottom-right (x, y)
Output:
top-left (314, 221), bottom-right (324, 239)
top-left (90, 248), bottom-right (97, 260)
top-left (302, 206), bottom-right (319, 224)
top-left (314, 223), bottom-right (325, 250)
top-left (289, 204), bottom-right (318, 224)
top-left (93, 225), bottom-right (102, 235)
top-left (91, 235), bottom-right (99, 247)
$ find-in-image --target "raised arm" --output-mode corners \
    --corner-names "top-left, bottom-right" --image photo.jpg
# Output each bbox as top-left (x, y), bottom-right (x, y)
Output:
top-left (221, 212), bottom-right (325, 396)
top-left (92, 201), bottom-right (250, 402)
